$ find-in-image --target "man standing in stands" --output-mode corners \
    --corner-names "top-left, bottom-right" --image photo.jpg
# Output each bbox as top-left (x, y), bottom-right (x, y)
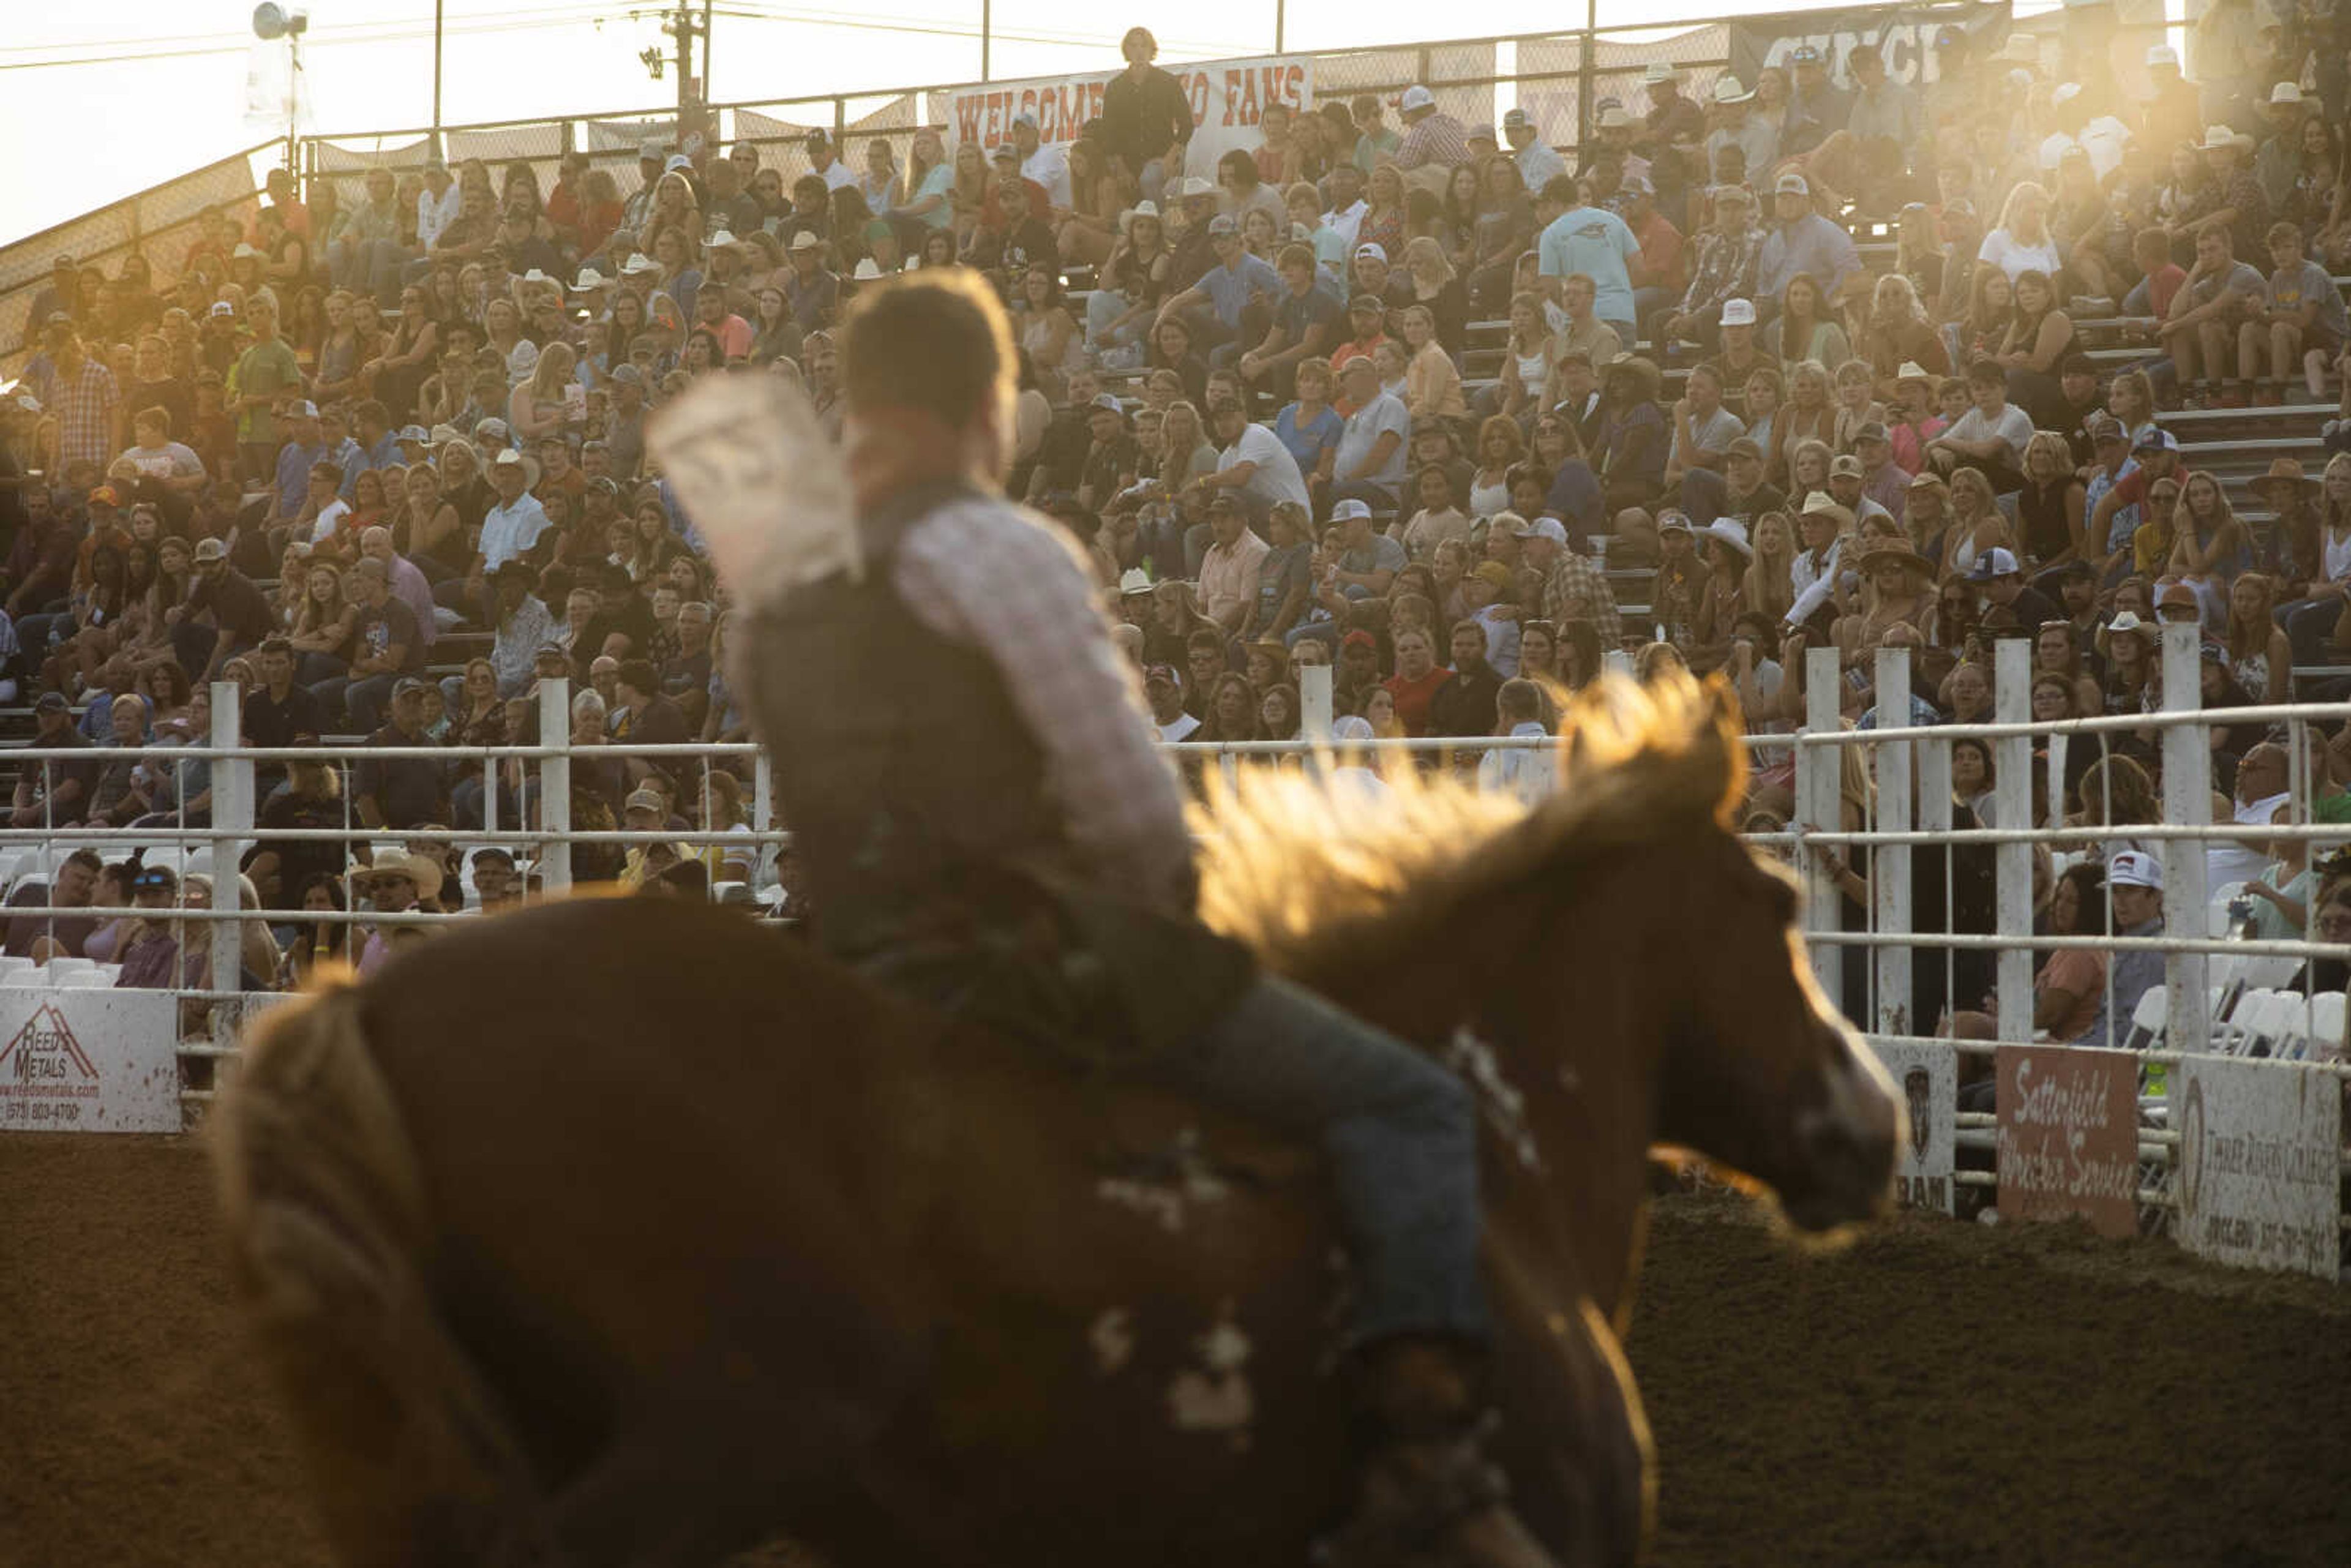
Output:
top-left (1535, 175), bottom-right (1641, 343)
top-left (1100, 27), bottom-right (1194, 205)
top-left (1502, 107), bottom-right (1565, 193)
top-left (29, 318), bottom-right (119, 479)
top-left (1753, 173), bottom-right (1862, 318)
top-left (682, 271), bottom-right (1548, 1568)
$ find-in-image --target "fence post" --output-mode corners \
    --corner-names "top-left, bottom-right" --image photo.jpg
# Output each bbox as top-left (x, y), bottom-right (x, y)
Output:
top-left (1915, 727), bottom-right (1955, 1031)
top-left (1299, 662), bottom-right (1333, 741)
top-left (537, 678), bottom-right (571, 895)
top-left (1577, 4), bottom-right (1597, 149)
top-left (1801, 645), bottom-right (1843, 1007)
top-left (209, 681), bottom-right (252, 1009)
top-left (1872, 646), bottom-right (1913, 1038)
top-left (2159, 621), bottom-right (2212, 1054)
top-left (1992, 637), bottom-right (2034, 1043)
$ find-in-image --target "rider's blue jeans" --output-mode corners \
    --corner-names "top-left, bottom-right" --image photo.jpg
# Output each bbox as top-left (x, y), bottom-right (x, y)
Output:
top-left (1141, 973), bottom-right (1488, 1349)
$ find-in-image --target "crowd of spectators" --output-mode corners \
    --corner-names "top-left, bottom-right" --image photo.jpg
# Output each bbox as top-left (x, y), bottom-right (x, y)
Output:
top-left (2, 9), bottom-right (2351, 1007)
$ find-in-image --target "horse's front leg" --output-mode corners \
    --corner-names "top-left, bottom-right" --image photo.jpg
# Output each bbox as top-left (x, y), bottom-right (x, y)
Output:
top-left (1488, 1285), bottom-right (1652, 1568)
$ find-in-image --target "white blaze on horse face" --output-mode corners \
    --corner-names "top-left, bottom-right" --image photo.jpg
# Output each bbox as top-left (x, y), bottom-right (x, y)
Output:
top-left (1166, 1301), bottom-right (1255, 1451)
top-left (1090, 1308), bottom-right (1137, 1376)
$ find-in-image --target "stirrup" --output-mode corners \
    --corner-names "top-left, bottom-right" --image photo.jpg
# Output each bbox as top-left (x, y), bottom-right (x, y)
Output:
top-left (1311, 1414), bottom-right (1559, 1568)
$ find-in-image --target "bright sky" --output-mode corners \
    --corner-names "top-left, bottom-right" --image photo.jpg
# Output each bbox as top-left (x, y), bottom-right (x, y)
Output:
top-left (4, 0), bottom-right (2113, 244)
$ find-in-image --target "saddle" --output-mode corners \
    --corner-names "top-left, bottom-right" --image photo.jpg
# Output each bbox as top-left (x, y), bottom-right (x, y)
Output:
top-left (850, 855), bottom-right (1257, 1068)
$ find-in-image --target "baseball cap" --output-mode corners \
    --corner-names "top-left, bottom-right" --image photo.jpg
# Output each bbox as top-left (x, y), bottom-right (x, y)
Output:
top-left (1725, 436), bottom-right (1764, 461)
top-left (2133, 429), bottom-right (2180, 453)
top-left (391, 677), bottom-right (430, 700)
top-left (1828, 454), bottom-right (1864, 479)
top-left (1596, 106), bottom-right (1632, 130)
top-left (285, 399), bottom-right (319, 419)
top-left (192, 537), bottom-right (228, 563)
top-left (624, 787), bottom-right (667, 815)
top-left (1466, 124), bottom-right (1496, 143)
top-left (2145, 44), bottom-right (2179, 69)
top-left (33, 692), bottom-right (70, 715)
top-left (1524, 516), bottom-right (1569, 545)
top-left (1399, 85), bottom-right (1436, 112)
top-left (1090, 392), bottom-right (1127, 416)
top-left (1719, 298), bottom-right (1757, 327)
top-left (1330, 499), bottom-right (1373, 523)
top-left (2088, 415), bottom-right (2125, 443)
top-left (1012, 110), bottom-right (1039, 129)
top-left (1353, 242), bottom-right (1388, 264)
top-left (208, 301), bottom-right (235, 318)
top-left (1965, 547), bottom-right (2022, 581)
top-left (1774, 172), bottom-right (1810, 196)
top-left (88, 484), bottom-right (122, 507)
top-left (1501, 107), bottom-right (1532, 129)
top-left (1207, 214), bottom-right (1239, 236)
top-left (1340, 629), bottom-right (1379, 653)
top-left (990, 144), bottom-right (1019, 163)
top-left (1142, 662), bottom-right (1181, 687)
top-left (1656, 509), bottom-right (1695, 535)
top-left (396, 424), bottom-right (430, 444)
top-left (1855, 421), bottom-right (1890, 445)
top-left (2107, 850), bottom-right (2162, 890)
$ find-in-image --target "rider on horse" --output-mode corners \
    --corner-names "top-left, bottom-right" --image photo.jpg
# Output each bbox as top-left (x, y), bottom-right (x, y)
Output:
top-left (727, 269), bottom-right (1553, 1568)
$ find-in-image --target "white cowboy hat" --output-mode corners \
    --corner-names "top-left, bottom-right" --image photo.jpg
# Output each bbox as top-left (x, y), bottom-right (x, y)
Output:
top-left (2196, 124), bottom-right (2244, 152)
top-left (851, 258), bottom-right (883, 280)
top-left (1697, 518), bottom-right (1753, 559)
top-left (1711, 77), bottom-right (1754, 105)
top-left (1117, 201), bottom-right (1162, 233)
top-left (572, 267), bottom-right (609, 291)
top-left (620, 252), bottom-right (661, 276)
top-left (518, 268), bottom-right (556, 287)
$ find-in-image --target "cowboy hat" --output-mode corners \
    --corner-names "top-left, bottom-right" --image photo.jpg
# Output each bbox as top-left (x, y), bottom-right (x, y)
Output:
top-left (1697, 518), bottom-right (1754, 559)
top-left (1603, 353), bottom-right (1662, 400)
top-left (359, 850), bottom-right (444, 902)
top-left (1854, 539), bottom-right (1935, 576)
top-left (2251, 457), bottom-right (2318, 498)
top-left (1117, 201), bottom-right (1162, 233)
top-left (2094, 609), bottom-right (2151, 658)
top-left (1798, 492), bottom-right (1856, 531)
top-left (1894, 360), bottom-right (1937, 386)
top-left (2196, 123), bottom-right (2248, 152)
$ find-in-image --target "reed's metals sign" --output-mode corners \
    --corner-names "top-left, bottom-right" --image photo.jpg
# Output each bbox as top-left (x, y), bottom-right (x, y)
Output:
top-left (0, 992), bottom-right (181, 1134)
top-left (2173, 1056), bottom-right (2342, 1281)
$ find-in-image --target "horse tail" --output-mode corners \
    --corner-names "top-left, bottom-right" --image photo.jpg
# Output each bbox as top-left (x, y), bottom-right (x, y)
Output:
top-left (213, 980), bottom-right (555, 1568)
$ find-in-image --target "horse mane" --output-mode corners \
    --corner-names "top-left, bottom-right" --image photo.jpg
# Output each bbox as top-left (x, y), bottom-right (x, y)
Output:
top-left (1194, 671), bottom-right (1747, 978)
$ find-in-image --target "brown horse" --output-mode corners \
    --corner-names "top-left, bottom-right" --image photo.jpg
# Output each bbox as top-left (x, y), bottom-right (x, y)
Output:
top-left (214, 672), bottom-right (1896, 1568)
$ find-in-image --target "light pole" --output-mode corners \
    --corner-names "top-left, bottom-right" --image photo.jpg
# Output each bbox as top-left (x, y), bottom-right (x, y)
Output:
top-left (432, 0), bottom-right (444, 154)
top-left (250, 4), bottom-right (310, 173)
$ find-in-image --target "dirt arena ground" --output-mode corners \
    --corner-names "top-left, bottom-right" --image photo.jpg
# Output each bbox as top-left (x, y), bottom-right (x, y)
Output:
top-left (4, 1134), bottom-right (2347, 1567)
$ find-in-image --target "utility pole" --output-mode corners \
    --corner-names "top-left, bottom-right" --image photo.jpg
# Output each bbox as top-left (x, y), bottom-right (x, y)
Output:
top-left (659, 1), bottom-right (707, 114)
top-left (431, 0), bottom-right (444, 152)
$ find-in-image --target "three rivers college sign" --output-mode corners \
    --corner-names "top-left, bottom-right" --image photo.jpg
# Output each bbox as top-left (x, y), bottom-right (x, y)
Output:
top-left (2173, 1054), bottom-right (2342, 1280)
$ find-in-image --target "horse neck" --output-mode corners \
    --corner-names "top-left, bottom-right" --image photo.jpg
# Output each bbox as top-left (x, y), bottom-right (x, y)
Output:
top-left (1302, 844), bottom-right (1668, 1325)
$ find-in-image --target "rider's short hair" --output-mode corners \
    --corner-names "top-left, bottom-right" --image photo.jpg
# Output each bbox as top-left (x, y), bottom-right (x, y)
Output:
top-left (840, 269), bottom-right (1013, 432)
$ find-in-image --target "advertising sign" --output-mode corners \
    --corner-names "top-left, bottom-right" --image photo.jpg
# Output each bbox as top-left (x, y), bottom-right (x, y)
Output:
top-left (1994, 1044), bottom-right (2140, 1237)
top-left (0, 991), bottom-right (181, 1135)
top-left (1728, 2), bottom-right (2012, 87)
top-left (936, 55), bottom-right (1310, 171)
top-left (1869, 1038), bottom-right (1955, 1214)
top-left (2173, 1056), bottom-right (2342, 1281)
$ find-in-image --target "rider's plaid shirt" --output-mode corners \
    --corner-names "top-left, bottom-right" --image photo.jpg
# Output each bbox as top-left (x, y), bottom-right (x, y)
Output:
top-left (895, 492), bottom-right (1198, 911)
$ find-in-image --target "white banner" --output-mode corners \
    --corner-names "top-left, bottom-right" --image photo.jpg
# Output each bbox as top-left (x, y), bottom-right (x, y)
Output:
top-left (933, 54), bottom-right (1311, 173)
top-left (0, 990), bottom-right (181, 1135)
top-left (1869, 1039), bottom-right (1955, 1214)
top-left (2173, 1056), bottom-right (2342, 1281)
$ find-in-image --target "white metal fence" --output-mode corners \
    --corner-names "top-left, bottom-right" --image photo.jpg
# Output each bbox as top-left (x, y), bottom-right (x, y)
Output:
top-left (2, 643), bottom-right (2343, 1274)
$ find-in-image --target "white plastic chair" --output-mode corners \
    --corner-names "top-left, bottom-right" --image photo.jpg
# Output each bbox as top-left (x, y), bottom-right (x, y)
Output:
top-left (0, 955), bottom-right (34, 980)
top-left (58, 969), bottom-right (112, 989)
top-left (1, 970), bottom-right (49, 988)
top-left (2120, 986), bottom-right (2168, 1053)
top-left (2240, 955), bottom-right (2303, 992)
top-left (43, 956), bottom-right (95, 977)
top-left (96, 963), bottom-right (122, 983)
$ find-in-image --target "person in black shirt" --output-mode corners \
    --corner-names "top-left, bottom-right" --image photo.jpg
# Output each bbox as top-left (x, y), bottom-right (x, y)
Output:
top-left (1966, 548), bottom-right (2062, 632)
top-left (576, 560), bottom-right (657, 665)
top-left (244, 637), bottom-right (328, 798)
top-left (176, 536), bottom-right (275, 680)
top-left (1077, 393), bottom-right (1141, 512)
top-left (321, 557), bottom-right (423, 733)
top-left (1098, 28), bottom-right (1194, 205)
top-left (353, 680), bottom-right (449, 831)
top-left (10, 693), bottom-right (100, 827)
